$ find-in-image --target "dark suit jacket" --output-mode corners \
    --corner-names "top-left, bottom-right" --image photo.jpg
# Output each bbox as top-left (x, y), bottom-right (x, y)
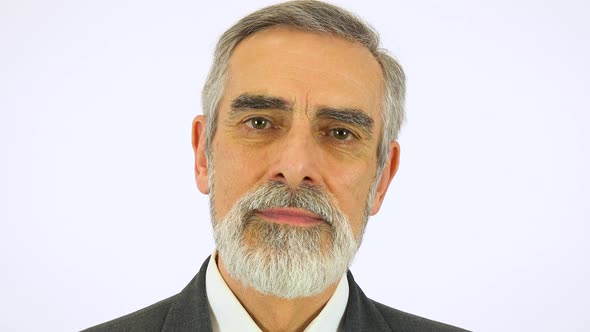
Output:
top-left (83, 257), bottom-right (468, 332)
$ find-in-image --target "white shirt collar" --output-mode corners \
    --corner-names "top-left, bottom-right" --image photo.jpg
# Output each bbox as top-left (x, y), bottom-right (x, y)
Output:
top-left (206, 251), bottom-right (349, 332)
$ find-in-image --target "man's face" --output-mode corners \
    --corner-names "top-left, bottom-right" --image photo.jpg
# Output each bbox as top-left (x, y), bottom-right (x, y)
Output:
top-left (209, 26), bottom-right (389, 234)
top-left (193, 27), bottom-right (399, 297)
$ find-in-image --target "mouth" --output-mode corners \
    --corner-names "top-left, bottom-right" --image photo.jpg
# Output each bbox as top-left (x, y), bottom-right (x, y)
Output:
top-left (254, 207), bottom-right (324, 226)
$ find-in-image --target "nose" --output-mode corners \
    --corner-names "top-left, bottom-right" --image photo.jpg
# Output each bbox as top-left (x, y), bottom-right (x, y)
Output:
top-left (267, 124), bottom-right (322, 188)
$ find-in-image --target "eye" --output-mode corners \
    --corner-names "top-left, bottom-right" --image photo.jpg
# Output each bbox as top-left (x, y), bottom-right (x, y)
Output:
top-left (331, 128), bottom-right (354, 140)
top-left (245, 117), bottom-right (271, 130)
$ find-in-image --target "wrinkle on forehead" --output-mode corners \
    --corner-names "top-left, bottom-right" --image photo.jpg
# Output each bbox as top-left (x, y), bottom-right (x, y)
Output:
top-left (226, 26), bottom-right (384, 123)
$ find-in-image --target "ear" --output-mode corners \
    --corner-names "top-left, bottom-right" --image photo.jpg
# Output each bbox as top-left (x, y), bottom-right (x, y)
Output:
top-left (192, 115), bottom-right (210, 194)
top-left (369, 140), bottom-right (400, 215)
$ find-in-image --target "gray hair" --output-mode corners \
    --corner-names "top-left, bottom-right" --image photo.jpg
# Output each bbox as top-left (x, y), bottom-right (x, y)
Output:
top-left (202, 0), bottom-right (405, 177)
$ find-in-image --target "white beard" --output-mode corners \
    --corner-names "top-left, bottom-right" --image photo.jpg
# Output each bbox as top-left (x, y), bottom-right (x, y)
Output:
top-left (211, 181), bottom-right (362, 299)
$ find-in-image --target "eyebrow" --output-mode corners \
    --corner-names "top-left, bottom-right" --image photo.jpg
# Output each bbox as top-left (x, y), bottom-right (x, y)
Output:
top-left (230, 94), bottom-right (293, 112)
top-left (316, 107), bottom-right (375, 136)
top-left (229, 93), bottom-right (375, 136)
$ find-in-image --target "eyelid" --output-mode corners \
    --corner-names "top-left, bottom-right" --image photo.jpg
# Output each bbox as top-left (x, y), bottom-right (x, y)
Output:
top-left (335, 127), bottom-right (359, 138)
top-left (242, 116), bottom-right (274, 129)
top-left (325, 127), bottom-right (360, 142)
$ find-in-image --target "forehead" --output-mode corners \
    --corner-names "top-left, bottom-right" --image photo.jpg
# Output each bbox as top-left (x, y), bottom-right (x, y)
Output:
top-left (225, 27), bottom-right (384, 118)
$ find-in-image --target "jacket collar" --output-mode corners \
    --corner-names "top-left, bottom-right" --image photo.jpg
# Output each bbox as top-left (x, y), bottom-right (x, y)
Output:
top-left (162, 256), bottom-right (213, 331)
top-left (343, 271), bottom-right (395, 331)
top-left (161, 256), bottom-right (392, 332)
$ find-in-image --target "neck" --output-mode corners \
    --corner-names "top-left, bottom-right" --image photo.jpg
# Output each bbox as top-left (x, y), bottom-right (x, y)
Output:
top-left (217, 254), bottom-right (340, 332)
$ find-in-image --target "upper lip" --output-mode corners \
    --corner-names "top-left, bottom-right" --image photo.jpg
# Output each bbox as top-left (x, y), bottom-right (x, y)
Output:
top-left (255, 207), bottom-right (324, 221)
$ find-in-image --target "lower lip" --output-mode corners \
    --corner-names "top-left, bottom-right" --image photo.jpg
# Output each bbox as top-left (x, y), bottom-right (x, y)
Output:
top-left (254, 208), bottom-right (324, 226)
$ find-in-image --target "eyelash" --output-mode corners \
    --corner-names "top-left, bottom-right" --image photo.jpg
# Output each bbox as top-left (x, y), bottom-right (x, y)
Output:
top-left (242, 117), bottom-right (359, 142)
top-left (325, 127), bottom-right (359, 141)
top-left (243, 117), bottom-right (273, 130)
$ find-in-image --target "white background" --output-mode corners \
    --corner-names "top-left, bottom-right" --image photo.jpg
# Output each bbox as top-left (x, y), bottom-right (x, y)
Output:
top-left (2, 0), bottom-right (589, 331)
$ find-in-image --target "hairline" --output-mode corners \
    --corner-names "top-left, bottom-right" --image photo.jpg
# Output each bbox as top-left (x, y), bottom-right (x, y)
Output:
top-left (205, 26), bottom-right (390, 150)
top-left (202, 1), bottom-right (405, 189)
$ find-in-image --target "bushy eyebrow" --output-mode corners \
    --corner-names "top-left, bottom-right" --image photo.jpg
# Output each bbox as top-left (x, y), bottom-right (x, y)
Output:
top-left (230, 94), bottom-right (293, 112)
top-left (229, 93), bottom-right (375, 137)
top-left (316, 107), bottom-right (374, 136)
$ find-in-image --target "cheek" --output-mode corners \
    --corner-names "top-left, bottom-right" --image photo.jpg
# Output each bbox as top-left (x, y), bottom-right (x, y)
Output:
top-left (328, 168), bottom-right (376, 235)
top-left (211, 139), bottom-right (271, 217)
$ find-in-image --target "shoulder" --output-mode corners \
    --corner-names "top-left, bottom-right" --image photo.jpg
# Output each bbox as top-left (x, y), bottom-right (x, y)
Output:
top-left (81, 295), bottom-right (177, 332)
top-left (345, 271), bottom-right (469, 332)
top-left (370, 299), bottom-right (470, 332)
top-left (82, 257), bottom-right (212, 331)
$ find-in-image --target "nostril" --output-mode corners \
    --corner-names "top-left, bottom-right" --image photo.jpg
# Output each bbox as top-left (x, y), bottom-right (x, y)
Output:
top-left (270, 172), bottom-right (315, 187)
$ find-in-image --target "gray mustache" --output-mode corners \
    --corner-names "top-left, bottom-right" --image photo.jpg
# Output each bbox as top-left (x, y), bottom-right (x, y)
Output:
top-left (240, 181), bottom-right (341, 226)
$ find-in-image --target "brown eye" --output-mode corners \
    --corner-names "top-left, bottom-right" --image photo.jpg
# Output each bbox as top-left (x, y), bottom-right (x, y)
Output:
top-left (331, 128), bottom-right (351, 140)
top-left (247, 117), bottom-right (270, 129)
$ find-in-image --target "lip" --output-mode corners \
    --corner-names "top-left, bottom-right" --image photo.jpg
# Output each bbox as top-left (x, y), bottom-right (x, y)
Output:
top-left (254, 207), bottom-right (324, 226)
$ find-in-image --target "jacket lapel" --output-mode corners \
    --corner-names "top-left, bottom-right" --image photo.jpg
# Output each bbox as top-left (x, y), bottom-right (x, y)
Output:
top-left (162, 256), bottom-right (213, 332)
top-left (159, 257), bottom-right (396, 332)
top-left (343, 271), bottom-right (395, 332)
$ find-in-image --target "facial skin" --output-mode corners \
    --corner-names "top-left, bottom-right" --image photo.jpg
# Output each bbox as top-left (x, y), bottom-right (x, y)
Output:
top-left (192, 26), bottom-right (400, 331)
top-left (195, 26), bottom-right (399, 237)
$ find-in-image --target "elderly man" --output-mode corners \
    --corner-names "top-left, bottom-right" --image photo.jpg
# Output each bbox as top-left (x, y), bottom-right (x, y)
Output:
top-left (85, 1), bottom-right (467, 331)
